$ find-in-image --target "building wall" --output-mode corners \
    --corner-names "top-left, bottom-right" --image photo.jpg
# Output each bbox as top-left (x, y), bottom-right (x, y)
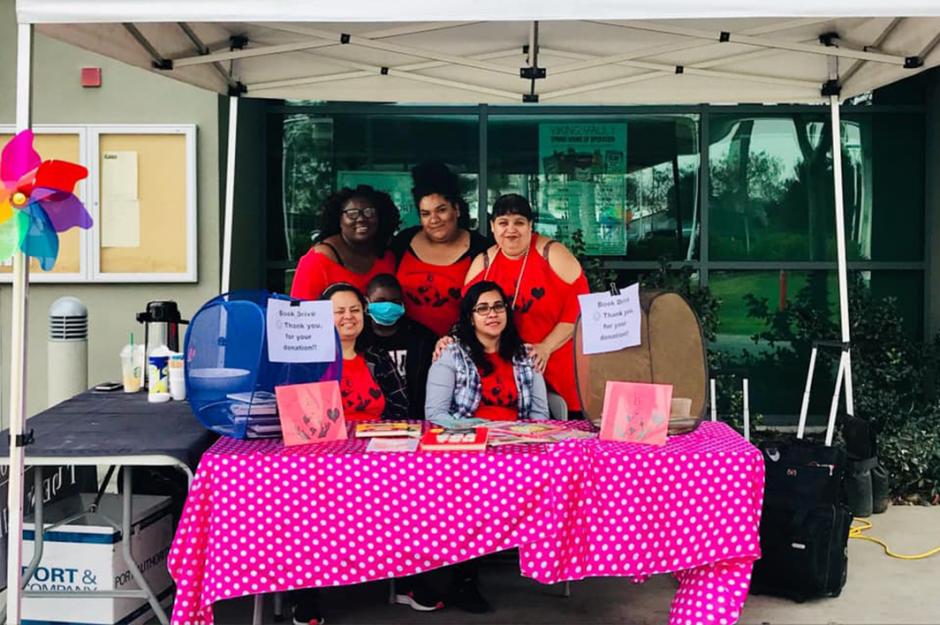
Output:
top-left (0, 0), bottom-right (221, 424)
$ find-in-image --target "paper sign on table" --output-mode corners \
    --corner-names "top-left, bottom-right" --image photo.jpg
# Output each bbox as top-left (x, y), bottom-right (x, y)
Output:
top-left (275, 381), bottom-right (347, 446)
top-left (577, 283), bottom-right (641, 354)
top-left (600, 381), bottom-right (672, 446)
top-left (266, 298), bottom-right (335, 363)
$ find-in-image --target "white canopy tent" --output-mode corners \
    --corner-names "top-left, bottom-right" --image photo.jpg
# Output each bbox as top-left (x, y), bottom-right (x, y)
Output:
top-left (8, 2), bottom-right (940, 622)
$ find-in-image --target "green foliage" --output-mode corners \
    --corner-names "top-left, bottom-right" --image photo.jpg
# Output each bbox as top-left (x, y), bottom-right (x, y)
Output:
top-left (639, 259), bottom-right (719, 343)
top-left (568, 229), bottom-right (618, 293)
top-left (744, 276), bottom-right (940, 501)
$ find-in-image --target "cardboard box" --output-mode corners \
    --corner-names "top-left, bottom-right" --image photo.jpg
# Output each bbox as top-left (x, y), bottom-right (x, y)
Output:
top-left (22, 493), bottom-right (174, 625)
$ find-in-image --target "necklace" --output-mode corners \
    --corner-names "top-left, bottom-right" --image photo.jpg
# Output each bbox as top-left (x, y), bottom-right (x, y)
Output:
top-left (485, 233), bottom-right (531, 310)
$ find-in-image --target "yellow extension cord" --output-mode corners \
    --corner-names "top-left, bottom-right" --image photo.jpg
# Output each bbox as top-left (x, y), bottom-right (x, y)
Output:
top-left (850, 519), bottom-right (940, 560)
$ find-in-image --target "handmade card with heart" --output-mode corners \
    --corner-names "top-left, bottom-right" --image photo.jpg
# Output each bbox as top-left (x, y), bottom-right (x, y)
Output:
top-left (599, 381), bottom-right (672, 446)
top-left (275, 380), bottom-right (347, 446)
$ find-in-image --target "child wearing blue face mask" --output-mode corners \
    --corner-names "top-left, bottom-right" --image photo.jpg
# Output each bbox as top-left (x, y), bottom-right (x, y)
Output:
top-left (363, 274), bottom-right (437, 421)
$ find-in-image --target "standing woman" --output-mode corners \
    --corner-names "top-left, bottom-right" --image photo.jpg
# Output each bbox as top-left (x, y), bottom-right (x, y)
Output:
top-left (291, 185), bottom-right (400, 301)
top-left (391, 162), bottom-right (489, 336)
top-left (464, 194), bottom-right (589, 414)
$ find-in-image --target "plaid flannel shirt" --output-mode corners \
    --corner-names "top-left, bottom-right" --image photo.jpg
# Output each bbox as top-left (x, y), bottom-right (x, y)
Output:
top-left (445, 341), bottom-right (536, 421)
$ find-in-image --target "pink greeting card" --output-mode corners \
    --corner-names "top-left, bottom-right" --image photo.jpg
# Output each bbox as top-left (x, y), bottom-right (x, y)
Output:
top-left (275, 380), bottom-right (347, 446)
top-left (600, 381), bottom-right (672, 446)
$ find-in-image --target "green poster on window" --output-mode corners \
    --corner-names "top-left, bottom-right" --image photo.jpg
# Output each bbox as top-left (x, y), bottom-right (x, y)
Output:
top-left (538, 123), bottom-right (627, 255)
top-left (336, 171), bottom-right (419, 228)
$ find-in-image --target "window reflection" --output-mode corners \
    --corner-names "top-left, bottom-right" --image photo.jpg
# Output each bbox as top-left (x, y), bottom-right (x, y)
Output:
top-left (488, 115), bottom-right (699, 260)
top-left (708, 114), bottom-right (923, 262)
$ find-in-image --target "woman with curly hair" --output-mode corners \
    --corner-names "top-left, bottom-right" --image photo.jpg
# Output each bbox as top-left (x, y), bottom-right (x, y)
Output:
top-left (291, 185), bottom-right (401, 301)
top-left (390, 162), bottom-right (489, 336)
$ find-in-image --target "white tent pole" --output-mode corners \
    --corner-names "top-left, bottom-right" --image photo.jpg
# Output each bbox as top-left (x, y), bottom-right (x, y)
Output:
top-left (6, 22), bottom-right (33, 625)
top-left (221, 95), bottom-right (238, 294)
top-left (829, 92), bottom-right (855, 415)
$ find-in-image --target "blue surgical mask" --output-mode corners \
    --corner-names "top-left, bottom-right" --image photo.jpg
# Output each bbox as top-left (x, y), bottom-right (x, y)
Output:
top-left (367, 301), bottom-right (406, 326)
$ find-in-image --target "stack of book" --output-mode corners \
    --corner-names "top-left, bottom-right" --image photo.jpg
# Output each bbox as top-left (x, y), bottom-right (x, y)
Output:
top-left (419, 426), bottom-right (489, 451)
top-left (356, 422), bottom-right (422, 452)
top-left (228, 391), bottom-right (281, 438)
top-left (487, 423), bottom-right (596, 446)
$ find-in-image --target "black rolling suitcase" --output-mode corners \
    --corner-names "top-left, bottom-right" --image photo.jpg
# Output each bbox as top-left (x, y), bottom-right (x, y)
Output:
top-left (751, 343), bottom-right (853, 602)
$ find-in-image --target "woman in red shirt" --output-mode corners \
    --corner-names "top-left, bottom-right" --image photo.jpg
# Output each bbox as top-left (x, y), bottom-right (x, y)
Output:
top-left (291, 284), bottom-right (426, 625)
top-left (391, 162), bottom-right (489, 336)
top-left (464, 194), bottom-right (589, 414)
top-left (425, 281), bottom-right (549, 423)
top-left (323, 283), bottom-right (408, 422)
top-left (291, 185), bottom-right (400, 301)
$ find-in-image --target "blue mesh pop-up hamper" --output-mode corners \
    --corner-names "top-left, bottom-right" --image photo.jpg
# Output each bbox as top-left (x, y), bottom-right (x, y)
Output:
top-left (184, 290), bottom-right (342, 439)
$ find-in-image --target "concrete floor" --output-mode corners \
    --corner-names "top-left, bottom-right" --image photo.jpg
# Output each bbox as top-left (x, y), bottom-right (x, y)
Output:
top-left (200, 506), bottom-right (939, 625)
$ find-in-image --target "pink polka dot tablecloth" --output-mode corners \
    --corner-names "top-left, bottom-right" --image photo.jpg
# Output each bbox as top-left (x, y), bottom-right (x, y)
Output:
top-left (167, 421), bottom-right (764, 625)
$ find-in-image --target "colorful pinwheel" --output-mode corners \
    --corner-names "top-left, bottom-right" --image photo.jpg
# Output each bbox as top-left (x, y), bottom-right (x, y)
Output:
top-left (1, 130), bottom-right (92, 270)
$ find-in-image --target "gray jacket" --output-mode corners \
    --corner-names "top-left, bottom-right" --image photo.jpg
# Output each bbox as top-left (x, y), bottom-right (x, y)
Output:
top-left (425, 344), bottom-right (550, 421)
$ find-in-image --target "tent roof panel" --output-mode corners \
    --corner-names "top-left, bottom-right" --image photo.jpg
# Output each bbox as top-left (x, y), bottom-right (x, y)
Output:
top-left (23, 10), bottom-right (940, 104)
top-left (17, 0), bottom-right (940, 24)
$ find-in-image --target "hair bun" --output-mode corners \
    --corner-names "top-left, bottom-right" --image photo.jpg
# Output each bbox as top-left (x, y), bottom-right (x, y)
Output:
top-left (411, 161), bottom-right (460, 202)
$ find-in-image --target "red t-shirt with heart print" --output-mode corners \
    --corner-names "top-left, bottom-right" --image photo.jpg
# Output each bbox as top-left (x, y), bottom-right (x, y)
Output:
top-left (340, 354), bottom-right (385, 422)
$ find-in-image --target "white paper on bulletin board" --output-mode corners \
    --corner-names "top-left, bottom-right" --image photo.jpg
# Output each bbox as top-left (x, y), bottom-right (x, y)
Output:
top-left (101, 151), bottom-right (140, 247)
top-left (103, 151), bottom-right (138, 199)
top-left (101, 198), bottom-right (140, 247)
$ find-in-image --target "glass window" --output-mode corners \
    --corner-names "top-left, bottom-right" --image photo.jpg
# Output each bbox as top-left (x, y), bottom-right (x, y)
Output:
top-left (487, 114), bottom-right (700, 259)
top-left (710, 270), bottom-right (840, 420)
top-left (708, 113), bottom-right (924, 262)
top-left (271, 111), bottom-right (480, 291)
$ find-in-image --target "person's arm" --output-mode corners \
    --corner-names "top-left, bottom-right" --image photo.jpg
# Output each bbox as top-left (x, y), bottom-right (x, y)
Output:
top-left (527, 370), bottom-right (550, 420)
top-left (528, 244), bottom-right (590, 370)
top-left (371, 350), bottom-right (409, 421)
top-left (529, 322), bottom-right (575, 373)
top-left (290, 251), bottom-right (328, 301)
top-left (407, 326), bottom-right (437, 419)
top-left (424, 349), bottom-right (459, 421)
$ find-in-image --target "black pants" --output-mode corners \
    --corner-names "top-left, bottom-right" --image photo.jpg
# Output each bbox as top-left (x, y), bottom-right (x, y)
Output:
top-left (291, 560), bottom-right (479, 619)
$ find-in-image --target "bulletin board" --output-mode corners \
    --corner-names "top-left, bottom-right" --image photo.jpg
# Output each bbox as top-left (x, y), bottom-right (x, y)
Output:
top-left (0, 124), bottom-right (196, 283)
top-left (0, 128), bottom-right (86, 281)
top-left (91, 126), bottom-right (197, 282)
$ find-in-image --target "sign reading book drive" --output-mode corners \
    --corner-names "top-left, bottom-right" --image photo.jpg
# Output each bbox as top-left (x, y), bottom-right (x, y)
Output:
top-left (577, 283), bottom-right (641, 354)
top-left (266, 298), bottom-right (335, 363)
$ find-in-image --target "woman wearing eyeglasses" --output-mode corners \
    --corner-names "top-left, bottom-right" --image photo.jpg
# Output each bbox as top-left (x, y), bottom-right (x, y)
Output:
top-left (291, 185), bottom-right (400, 301)
top-left (426, 281), bottom-right (549, 423)
top-left (463, 194), bottom-right (589, 415)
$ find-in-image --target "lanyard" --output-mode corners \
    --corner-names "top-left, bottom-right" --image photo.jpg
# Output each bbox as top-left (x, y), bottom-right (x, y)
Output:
top-left (484, 232), bottom-right (531, 310)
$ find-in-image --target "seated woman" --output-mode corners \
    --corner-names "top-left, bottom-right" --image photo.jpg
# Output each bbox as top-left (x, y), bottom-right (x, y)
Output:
top-left (426, 280), bottom-right (549, 423)
top-left (291, 284), bottom-right (416, 625)
top-left (421, 281), bottom-right (548, 613)
top-left (324, 283), bottom-right (408, 421)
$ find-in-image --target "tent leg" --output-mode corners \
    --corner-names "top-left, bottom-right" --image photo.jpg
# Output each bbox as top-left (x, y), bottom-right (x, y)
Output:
top-left (221, 95), bottom-right (239, 293)
top-left (6, 22), bottom-right (33, 625)
top-left (829, 94), bottom-right (854, 415)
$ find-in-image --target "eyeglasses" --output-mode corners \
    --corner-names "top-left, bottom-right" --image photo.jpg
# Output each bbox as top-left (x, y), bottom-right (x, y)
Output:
top-left (341, 206), bottom-right (376, 220)
top-left (472, 301), bottom-right (508, 316)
